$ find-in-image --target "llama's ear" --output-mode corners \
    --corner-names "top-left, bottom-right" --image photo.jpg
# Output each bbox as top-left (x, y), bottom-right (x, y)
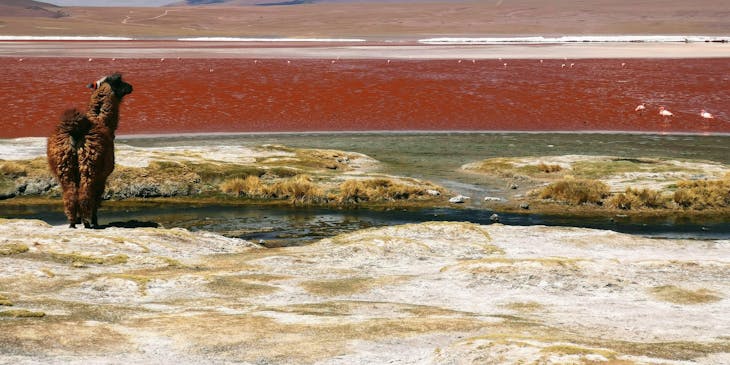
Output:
top-left (87, 76), bottom-right (107, 90)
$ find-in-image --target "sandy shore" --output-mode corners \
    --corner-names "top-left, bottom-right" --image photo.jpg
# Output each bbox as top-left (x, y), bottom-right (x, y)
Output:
top-left (1, 41), bottom-right (730, 59)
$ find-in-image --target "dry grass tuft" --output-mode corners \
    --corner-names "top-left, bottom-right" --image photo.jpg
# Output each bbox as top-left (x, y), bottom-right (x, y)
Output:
top-left (650, 285), bottom-right (722, 305)
top-left (220, 175), bottom-right (325, 204)
top-left (220, 175), bottom-right (265, 197)
top-left (538, 178), bottom-right (610, 205)
top-left (267, 175), bottom-right (325, 204)
top-left (607, 187), bottom-right (668, 210)
top-left (0, 161), bottom-right (28, 177)
top-left (673, 177), bottom-right (730, 210)
top-left (338, 178), bottom-right (441, 204)
top-left (536, 162), bottom-right (563, 173)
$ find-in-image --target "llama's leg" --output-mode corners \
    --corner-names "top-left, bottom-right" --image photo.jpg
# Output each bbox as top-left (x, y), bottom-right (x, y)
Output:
top-left (91, 182), bottom-right (105, 228)
top-left (78, 178), bottom-right (94, 228)
top-left (61, 183), bottom-right (79, 228)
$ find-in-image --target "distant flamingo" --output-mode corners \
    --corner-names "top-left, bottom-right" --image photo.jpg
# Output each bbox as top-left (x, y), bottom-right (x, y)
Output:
top-left (635, 104), bottom-right (646, 112)
top-left (700, 110), bottom-right (715, 119)
top-left (658, 106), bottom-right (674, 117)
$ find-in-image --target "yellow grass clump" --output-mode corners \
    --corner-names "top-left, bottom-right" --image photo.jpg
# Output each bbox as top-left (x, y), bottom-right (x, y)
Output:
top-left (220, 176), bottom-right (265, 197)
top-left (267, 175), bottom-right (325, 204)
top-left (220, 175), bottom-right (324, 204)
top-left (0, 161), bottom-right (27, 177)
top-left (538, 178), bottom-right (610, 205)
top-left (607, 187), bottom-right (668, 210)
top-left (672, 177), bottom-right (730, 210)
top-left (337, 178), bottom-right (439, 204)
top-left (536, 162), bottom-right (563, 173)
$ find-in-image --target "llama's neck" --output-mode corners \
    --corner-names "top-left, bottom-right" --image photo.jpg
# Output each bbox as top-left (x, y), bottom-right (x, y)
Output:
top-left (87, 85), bottom-right (121, 133)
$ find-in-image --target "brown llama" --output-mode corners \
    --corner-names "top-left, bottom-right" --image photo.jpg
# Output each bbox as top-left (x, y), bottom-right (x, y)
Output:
top-left (47, 73), bottom-right (133, 228)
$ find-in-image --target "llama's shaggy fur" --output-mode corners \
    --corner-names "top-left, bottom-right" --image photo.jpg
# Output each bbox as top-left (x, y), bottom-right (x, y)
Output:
top-left (47, 73), bottom-right (132, 228)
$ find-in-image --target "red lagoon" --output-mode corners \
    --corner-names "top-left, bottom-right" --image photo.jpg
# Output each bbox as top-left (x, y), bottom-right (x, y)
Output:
top-left (1, 57), bottom-right (728, 138)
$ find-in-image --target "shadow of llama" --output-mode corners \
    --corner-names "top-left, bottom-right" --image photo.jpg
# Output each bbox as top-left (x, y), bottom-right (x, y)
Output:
top-left (47, 73), bottom-right (133, 228)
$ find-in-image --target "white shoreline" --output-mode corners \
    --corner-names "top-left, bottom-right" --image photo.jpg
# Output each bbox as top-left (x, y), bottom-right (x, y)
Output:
top-left (419, 35), bottom-right (730, 44)
top-left (1, 35), bottom-right (729, 43)
top-left (1, 42), bottom-right (729, 59)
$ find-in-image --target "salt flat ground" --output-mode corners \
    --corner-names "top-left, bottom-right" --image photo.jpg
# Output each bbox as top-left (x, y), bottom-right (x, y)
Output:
top-left (1, 219), bottom-right (729, 364)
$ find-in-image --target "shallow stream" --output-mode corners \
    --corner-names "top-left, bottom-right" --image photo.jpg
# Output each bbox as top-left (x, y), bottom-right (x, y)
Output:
top-left (6, 133), bottom-right (730, 243)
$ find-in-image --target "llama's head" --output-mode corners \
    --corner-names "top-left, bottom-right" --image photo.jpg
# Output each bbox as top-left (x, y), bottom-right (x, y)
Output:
top-left (87, 73), bottom-right (133, 100)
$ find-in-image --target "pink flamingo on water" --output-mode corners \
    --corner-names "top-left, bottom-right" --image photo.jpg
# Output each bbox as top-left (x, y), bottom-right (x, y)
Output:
top-left (658, 106), bottom-right (674, 117)
top-left (700, 110), bottom-right (714, 119)
top-left (635, 103), bottom-right (646, 112)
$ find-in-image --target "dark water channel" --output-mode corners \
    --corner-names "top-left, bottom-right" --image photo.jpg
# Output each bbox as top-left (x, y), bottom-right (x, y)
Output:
top-left (6, 203), bottom-right (730, 246)
top-left (5, 133), bottom-right (730, 244)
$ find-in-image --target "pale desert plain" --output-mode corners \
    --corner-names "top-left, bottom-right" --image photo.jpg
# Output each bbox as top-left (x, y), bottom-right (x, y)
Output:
top-left (2, 1), bottom-right (730, 364)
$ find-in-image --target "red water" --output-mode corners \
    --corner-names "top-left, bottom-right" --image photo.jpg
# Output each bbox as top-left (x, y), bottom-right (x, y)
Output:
top-left (1, 57), bottom-right (728, 138)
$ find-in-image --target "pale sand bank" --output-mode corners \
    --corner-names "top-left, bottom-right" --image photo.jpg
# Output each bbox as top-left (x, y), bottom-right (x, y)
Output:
top-left (1, 41), bottom-right (729, 59)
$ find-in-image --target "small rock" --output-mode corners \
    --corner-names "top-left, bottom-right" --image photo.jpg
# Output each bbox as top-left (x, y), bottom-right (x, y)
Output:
top-left (489, 213), bottom-right (500, 222)
top-left (426, 189), bottom-right (441, 196)
top-left (484, 196), bottom-right (501, 202)
top-left (519, 202), bottom-right (530, 210)
top-left (449, 195), bottom-right (470, 203)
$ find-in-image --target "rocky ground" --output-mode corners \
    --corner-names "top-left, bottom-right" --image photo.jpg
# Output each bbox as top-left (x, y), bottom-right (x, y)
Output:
top-left (1, 219), bottom-right (728, 364)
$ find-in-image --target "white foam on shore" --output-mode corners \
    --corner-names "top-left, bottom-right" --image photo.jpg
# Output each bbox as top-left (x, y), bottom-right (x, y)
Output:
top-left (177, 37), bottom-right (367, 42)
top-left (419, 35), bottom-right (730, 44)
top-left (0, 36), bottom-right (135, 41)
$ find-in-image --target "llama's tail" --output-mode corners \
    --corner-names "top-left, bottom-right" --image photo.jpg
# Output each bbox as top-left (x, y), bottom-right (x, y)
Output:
top-left (59, 109), bottom-right (92, 149)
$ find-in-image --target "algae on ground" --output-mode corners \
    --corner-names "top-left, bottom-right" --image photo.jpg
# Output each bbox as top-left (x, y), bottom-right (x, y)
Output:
top-left (0, 243), bottom-right (29, 256)
top-left (650, 285), bottom-right (722, 305)
top-left (0, 309), bottom-right (45, 318)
